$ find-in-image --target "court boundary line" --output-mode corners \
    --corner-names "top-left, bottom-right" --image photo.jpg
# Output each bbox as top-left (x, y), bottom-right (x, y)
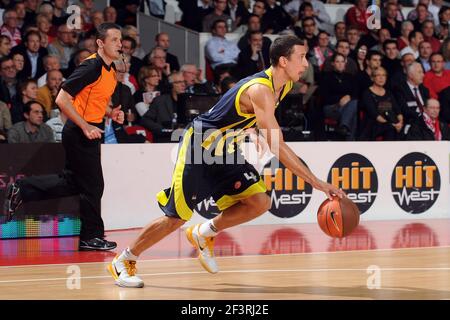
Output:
top-left (1, 266), bottom-right (450, 284)
top-left (1, 245), bottom-right (449, 269)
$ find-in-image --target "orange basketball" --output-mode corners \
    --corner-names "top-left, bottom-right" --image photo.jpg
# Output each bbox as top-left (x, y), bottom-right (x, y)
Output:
top-left (317, 197), bottom-right (360, 238)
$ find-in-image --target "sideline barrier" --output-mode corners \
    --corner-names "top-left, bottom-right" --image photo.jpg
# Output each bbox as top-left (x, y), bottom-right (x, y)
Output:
top-left (101, 141), bottom-right (450, 230)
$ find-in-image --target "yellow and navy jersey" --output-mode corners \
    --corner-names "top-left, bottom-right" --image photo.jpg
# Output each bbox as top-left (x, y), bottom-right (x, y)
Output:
top-left (61, 53), bottom-right (117, 124)
top-left (193, 67), bottom-right (293, 154)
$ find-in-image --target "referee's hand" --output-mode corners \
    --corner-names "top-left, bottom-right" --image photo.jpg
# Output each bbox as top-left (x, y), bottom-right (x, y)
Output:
top-left (83, 124), bottom-right (104, 140)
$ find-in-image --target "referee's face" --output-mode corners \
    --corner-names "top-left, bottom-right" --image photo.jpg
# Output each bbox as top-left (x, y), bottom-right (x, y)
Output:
top-left (102, 28), bottom-right (122, 61)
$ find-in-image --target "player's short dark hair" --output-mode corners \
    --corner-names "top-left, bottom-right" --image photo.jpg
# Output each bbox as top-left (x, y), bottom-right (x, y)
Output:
top-left (96, 22), bottom-right (121, 41)
top-left (270, 35), bottom-right (305, 66)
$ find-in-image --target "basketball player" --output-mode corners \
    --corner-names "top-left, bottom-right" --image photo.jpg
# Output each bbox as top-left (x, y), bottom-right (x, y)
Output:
top-left (108, 36), bottom-right (345, 287)
top-left (3, 23), bottom-right (124, 251)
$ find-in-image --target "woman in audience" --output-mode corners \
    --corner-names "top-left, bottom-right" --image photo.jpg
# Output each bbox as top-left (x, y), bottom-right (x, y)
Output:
top-left (360, 67), bottom-right (404, 141)
top-left (133, 66), bottom-right (161, 120)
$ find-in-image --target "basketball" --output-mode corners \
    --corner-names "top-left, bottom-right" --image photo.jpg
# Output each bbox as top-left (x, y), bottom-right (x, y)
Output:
top-left (317, 197), bottom-right (360, 238)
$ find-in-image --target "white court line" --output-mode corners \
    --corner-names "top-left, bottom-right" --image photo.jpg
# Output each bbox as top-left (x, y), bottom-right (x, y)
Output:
top-left (1, 245), bottom-right (449, 269)
top-left (0, 267), bottom-right (450, 285)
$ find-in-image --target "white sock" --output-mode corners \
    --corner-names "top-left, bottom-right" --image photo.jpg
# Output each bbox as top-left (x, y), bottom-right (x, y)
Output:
top-left (198, 219), bottom-right (219, 238)
top-left (119, 247), bottom-right (138, 261)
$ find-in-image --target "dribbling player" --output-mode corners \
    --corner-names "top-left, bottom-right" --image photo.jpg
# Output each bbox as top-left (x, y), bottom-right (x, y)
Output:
top-left (108, 36), bottom-right (345, 288)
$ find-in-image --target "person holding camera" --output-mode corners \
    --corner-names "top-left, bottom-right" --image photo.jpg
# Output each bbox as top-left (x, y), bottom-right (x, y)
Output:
top-left (360, 67), bottom-right (404, 141)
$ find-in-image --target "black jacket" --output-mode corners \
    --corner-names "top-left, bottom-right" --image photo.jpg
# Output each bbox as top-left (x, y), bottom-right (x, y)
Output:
top-left (11, 45), bottom-right (48, 80)
top-left (394, 80), bottom-right (430, 124)
top-left (406, 114), bottom-right (450, 140)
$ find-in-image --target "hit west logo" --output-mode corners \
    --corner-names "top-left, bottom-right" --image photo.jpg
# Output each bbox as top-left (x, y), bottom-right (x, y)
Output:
top-left (262, 158), bottom-right (312, 218)
top-left (327, 153), bottom-right (377, 214)
top-left (391, 152), bottom-right (440, 214)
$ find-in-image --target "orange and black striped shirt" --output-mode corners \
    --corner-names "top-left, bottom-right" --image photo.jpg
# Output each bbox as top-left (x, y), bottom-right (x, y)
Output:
top-left (61, 53), bottom-right (117, 124)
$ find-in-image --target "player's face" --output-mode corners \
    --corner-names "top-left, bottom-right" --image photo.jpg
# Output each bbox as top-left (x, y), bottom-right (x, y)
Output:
top-left (102, 28), bottom-right (122, 60)
top-left (284, 45), bottom-right (309, 82)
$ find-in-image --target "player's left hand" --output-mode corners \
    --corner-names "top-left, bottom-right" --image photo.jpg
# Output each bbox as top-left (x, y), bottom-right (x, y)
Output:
top-left (316, 180), bottom-right (346, 200)
top-left (111, 105), bottom-right (125, 124)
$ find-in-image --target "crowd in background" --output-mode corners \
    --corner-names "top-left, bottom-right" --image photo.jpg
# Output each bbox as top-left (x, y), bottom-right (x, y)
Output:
top-left (0, 0), bottom-right (449, 144)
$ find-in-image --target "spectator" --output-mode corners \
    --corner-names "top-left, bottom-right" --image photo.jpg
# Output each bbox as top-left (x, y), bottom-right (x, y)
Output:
top-left (389, 52), bottom-right (416, 91)
top-left (356, 50), bottom-right (383, 99)
top-left (397, 20), bottom-right (414, 51)
top-left (331, 21), bottom-right (346, 46)
top-left (370, 28), bottom-right (391, 54)
top-left (144, 46), bottom-right (171, 93)
top-left (354, 44), bottom-right (368, 72)
top-left (421, 20), bottom-right (441, 53)
top-left (115, 54), bottom-right (138, 94)
top-left (122, 25), bottom-right (146, 59)
top-left (36, 14), bottom-right (52, 48)
top-left (0, 100), bottom-right (12, 142)
top-left (429, 0), bottom-right (443, 26)
top-left (7, 100), bottom-right (54, 143)
top-left (346, 26), bottom-right (361, 55)
top-left (79, 37), bottom-right (97, 54)
top-left (147, 0), bottom-right (166, 20)
top-left (319, 53), bottom-right (358, 140)
top-left (1, 9), bottom-right (21, 47)
top-left (11, 30), bottom-right (48, 80)
top-left (154, 32), bottom-right (180, 72)
top-left (406, 97), bottom-right (449, 140)
top-left (37, 54), bottom-right (65, 88)
top-left (15, 1), bottom-right (27, 30)
top-left (400, 30), bottom-right (423, 59)
top-left (111, 65), bottom-right (138, 128)
top-left (0, 35), bottom-right (11, 57)
top-left (52, 0), bottom-right (70, 28)
top-left (284, 0), bottom-right (331, 33)
top-left (121, 36), bottom-right (142, 79)
top-left (23, 0), bottom-right (38, 27)
top-left (407, 1), bottom-right (434, 23)
top-left (11, 52), bottom-right (25, 76)
top-left (322, 39), bottom-right (358, 76)
top-left (382, 2), bottom-right (402, 38)
top-left (417, 41), bottom-right (432, 72)
top-left (264, 0), bottom-right (291, 34)
top-left (36, 69), bottom-right (63, 117)
top-left (181, 63), bottom-right (218, 95)
top-left (224, 0), bottom-right (249, 29)
top-left (251, 0), bottom-right (271, 33)
top-left (438, 86), bottom-right (450, 124)
top-left (382, 39), bottom-right (402, 78)
top-left (203, 0), bottom-right (231, 32)
top-left (205, 19), bottom-right (240, 70)
top-left (412, 3), bottom-right (432, 31)
top-left (443, 37), bottom-right (450, 70)
top-left (394, 61), bottom-right (430, 125)
top-left (116, 0), bottom-right (139, 26)
top-left (360, 67), bottom-right (404, 141)
top-left (10, 78), bottom-right (38, 124)
top-left (179, 0), bottom-right (213, 32)
top-left (310, 31), bottom-right (334, 71)
top-left (103, 6), bottom-right (118, 24)
top-left (297, 17), bottom-right (318, 50)
top-left (345, 0), bottom-right (370, 34)
top-left (423, 53), bottom-right (450, 99)
top-left (236, 31), bottom-right (270, 79)
top-left (37, 1), bottom-right (54, 22)
top-left (141, 71), bottom-right (186, 142)
top-left (237, 14), bottom-right (271, 52)
top-left (47, 24), bottom-right (76, 70)
top-left (0, 56), bottom-right (18, 106)
top-left (134, 66), bottom-right (161, 118)
top-left (436, 5), bottom-right (450, 40)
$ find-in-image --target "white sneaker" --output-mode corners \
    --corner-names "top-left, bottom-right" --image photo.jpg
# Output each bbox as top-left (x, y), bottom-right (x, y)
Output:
top-left (186, 224), bottom-right (219, 274)
top-left (107, 254), bottom-right (144, 288)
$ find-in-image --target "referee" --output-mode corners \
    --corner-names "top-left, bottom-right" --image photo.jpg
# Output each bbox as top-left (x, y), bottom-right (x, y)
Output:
top-left (3, 23), bottom-right (124, 251)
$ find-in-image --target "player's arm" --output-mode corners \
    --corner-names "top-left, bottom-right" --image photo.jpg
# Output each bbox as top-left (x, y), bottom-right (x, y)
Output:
top-left (248, 84), bottom-right (345, 199)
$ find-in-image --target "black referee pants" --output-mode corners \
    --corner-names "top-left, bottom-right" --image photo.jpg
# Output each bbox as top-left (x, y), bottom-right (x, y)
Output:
top-left (17, 120), bottom-right (105, 240)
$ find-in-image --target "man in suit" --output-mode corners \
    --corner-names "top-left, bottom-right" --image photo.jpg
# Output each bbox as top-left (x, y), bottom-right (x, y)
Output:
top-left (406, 98), bottom-right (449, 140)
top-left (236, 31), bottom-right (270, 79)
top-left (394, 62), bottom-right (430, 128)
top-left (141, 71), bottom-right (186, 142)
top-left (11, 30), bottom-right (47, 80)
top-left (154, 32), bottom-right (180, 72)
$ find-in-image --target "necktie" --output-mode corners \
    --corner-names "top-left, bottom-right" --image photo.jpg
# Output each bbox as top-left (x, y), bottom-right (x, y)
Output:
top-left (413, 87), bottom-right (424, 112)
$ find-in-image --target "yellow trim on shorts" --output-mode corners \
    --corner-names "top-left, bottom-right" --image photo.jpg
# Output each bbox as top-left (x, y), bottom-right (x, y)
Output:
top-left (157, 127), bottom-right (194, 220)
top-left (215, 178), bottom-right (267, 212)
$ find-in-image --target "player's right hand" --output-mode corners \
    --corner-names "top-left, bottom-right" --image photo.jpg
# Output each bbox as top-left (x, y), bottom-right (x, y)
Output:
top-left (83, 124), bottom-right (104, 140)
top-left (316, 180), bottom-right (346, 200)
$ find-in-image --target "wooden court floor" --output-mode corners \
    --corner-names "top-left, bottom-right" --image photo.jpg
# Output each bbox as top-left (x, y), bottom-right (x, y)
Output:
top-left (0, 220), bottom-right (449, 300)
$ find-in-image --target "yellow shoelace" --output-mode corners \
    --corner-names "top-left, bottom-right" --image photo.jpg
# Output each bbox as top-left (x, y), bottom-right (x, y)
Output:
top-left (124, 260), bottom-right (137, 276)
